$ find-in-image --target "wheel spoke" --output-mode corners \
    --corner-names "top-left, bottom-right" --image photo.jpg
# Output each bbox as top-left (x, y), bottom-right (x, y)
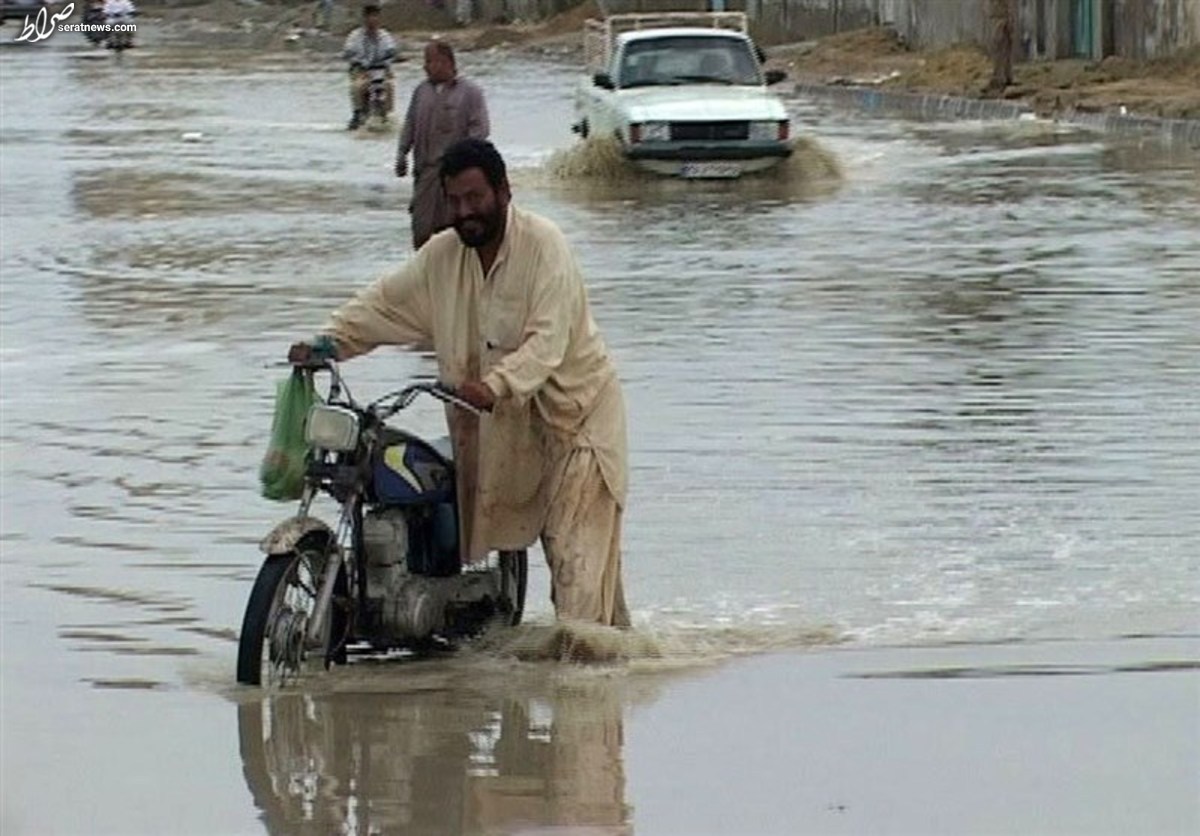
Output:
top-left (260, 549), bottom-right (327, 685)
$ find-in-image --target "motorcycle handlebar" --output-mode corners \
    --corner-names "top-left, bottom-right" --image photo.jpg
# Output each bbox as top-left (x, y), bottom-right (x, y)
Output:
top-left (288, 358), bottom-right (332, 372)
top-left (276, 357), bottom-right (483, 417)
top-left (386, 381), bottom-right (485, 417)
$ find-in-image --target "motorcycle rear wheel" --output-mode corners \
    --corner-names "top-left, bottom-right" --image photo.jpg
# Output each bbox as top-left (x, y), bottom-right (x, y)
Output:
top-left (236, 542), bottom-right (346, 686)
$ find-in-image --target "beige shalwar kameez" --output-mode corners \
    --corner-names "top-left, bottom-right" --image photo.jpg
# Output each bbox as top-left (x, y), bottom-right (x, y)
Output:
top-left (396, 77), bottom-right (490, 249)
top-left (322, 205), bottom-right (630, 626)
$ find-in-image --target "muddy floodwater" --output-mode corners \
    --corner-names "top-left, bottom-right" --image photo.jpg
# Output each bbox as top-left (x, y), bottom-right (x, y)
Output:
top-left (2, 24), bottom-right (1199, 836)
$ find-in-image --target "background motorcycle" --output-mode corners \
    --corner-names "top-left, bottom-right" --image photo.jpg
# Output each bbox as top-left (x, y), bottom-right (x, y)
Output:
top-left (105, 7), bottom-right (134, 52)
top-left (362, 65), bottom-right (393, 129)
top-left (236, 361), bottom-right (528, 686)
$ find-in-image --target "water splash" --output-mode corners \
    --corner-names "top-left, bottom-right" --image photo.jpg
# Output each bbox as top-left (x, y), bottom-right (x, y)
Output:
top-left (543, 136), bottom-right (647, 182)
top-left (535, 135), bottom-right (842, 202)
top-left (481, 619), bottom-right (843, 671)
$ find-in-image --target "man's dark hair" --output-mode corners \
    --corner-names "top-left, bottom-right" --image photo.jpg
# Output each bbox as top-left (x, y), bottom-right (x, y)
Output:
top-left (440, 139), bottom-right (508, 191)
top-left (428, 39), bottom-right (455, 64)
top-left (363, 2), bottom-right (381, 16)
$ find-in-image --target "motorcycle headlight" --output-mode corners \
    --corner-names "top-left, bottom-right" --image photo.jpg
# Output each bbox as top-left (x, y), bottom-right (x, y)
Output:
top-left (633, 121), bottom-right (671, 143)
top-left (306, 404), bottom-right (360, 452)
top-left (748, 120), bottom-right (788, 141)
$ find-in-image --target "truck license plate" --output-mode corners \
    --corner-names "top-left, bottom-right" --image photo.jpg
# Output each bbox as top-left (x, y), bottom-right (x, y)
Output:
top-left (679, 162), bottom-right (742, 179)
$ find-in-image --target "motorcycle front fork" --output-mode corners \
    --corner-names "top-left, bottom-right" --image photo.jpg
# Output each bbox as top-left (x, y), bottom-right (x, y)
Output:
top-left (303, 491), bottom-right (355, 655)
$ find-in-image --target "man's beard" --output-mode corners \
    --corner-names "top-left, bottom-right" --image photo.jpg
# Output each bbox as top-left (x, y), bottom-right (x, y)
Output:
top-left (454, 205), bottom-right (503, 249)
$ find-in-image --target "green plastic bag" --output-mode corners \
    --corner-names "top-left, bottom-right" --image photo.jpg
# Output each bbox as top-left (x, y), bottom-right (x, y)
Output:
top-left (259, 370), bottom-right (318, 501)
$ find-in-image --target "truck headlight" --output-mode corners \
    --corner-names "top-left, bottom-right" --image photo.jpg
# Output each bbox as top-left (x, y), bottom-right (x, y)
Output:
top-left (631, 121), bottom-right (670, 143)
top-left (749, 120), bottom-right (789, 141)
top-left (306, 404), bottom-right (360, 452)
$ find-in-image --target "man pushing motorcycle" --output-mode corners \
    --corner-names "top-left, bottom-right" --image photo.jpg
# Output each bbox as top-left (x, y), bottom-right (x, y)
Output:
top-left (341, 2), bottom-right (397, 130)
top-left (289, 139), bottom-right (631, 628)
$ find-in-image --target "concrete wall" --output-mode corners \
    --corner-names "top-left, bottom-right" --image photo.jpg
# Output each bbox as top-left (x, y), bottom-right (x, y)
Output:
top-left (1112, 0), bottom-right (1200, 59)
top-left (1018, 0), bottom-right (1200, 60)
top-left (597, 0), bottom-right (878, 42)
top-left (598, 0), bottom-right (986, 46)
top-left (744, 0), bottom-right (876, 42)
top-left (881, 0), bottom-right (988, 50)
top-left (471, 0), bottom-right (580, 23)
top-left (597, 0), bottom-right (1199, 57)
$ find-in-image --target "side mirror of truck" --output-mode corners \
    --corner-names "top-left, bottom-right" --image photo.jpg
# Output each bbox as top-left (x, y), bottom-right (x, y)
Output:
top-left (764, 69), bottom-right (788, 86)
top-left (593, 73), bottom-right (615, 90)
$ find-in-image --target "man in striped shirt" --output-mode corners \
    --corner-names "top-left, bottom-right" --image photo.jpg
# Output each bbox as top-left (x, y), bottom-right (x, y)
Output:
top-left (342, 3), bottom-right (397, 130)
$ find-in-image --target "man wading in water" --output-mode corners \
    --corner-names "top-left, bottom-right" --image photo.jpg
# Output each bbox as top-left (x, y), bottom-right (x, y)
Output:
top-left (394, 41), bottom-right (490, 250)
top-left (292, 139), bottom-right (632, 627)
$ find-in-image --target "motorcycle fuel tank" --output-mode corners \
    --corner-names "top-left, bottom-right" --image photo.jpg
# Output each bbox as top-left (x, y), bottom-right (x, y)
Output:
top-left (372, 437), bottom-right (454, 505)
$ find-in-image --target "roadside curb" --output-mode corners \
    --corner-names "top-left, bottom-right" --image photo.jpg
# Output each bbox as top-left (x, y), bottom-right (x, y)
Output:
top-left (792, 82), bottom-right (1200, 149)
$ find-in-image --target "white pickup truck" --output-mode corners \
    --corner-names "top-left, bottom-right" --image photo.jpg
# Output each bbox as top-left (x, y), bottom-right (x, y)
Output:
top-left (573, 12), bottom-right (793, 179)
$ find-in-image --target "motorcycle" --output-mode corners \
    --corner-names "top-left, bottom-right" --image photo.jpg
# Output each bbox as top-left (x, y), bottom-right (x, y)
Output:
top-left (362, 65), bottom-right (393, 129)
top-left (236, 360), bottom-right (528, 687)
top-left (105, 7), bottom-right (135, 52)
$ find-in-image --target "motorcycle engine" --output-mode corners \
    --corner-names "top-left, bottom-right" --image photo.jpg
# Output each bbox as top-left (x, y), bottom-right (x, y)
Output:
top-left (361, 508), bottom-right (445, 639)
top-left (362, 508), bottom-right (409, 601)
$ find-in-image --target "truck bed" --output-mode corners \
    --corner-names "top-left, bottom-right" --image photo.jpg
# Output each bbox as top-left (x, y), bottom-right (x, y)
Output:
top-left (583, 12), bottom-right (749, 73)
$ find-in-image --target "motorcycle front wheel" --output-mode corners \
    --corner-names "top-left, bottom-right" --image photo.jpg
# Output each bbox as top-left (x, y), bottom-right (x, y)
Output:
top-left (236, 542), bottom-right (347, 686)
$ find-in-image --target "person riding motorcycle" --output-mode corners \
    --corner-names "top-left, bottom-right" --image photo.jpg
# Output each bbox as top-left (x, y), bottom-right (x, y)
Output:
top-left (102, 0), bottom-right (136, 49)
top-left (342, 3), bottom-right (397, 130)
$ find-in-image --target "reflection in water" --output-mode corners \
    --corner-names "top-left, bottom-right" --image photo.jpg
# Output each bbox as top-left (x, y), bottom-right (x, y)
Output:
top-left (235, 619), bottom-right (837, 834)
top-left (238, 673), bottom-right (633, 835)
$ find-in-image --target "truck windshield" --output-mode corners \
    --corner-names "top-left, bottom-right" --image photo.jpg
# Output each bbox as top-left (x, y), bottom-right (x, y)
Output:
top-left (618, 36), bottom-right (762, 88)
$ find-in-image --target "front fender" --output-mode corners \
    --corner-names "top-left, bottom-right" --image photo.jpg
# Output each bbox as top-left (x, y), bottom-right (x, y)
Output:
top-left (259, 516), bottom-right (337, 556)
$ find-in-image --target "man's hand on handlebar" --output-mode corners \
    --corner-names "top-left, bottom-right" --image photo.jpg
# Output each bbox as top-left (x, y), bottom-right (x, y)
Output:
top-left (288, 342), bottom-right (316, 366)
top-left (288, 336), bottom-right (337, 367)
top-left (456, 380), bottom-right (496, 412)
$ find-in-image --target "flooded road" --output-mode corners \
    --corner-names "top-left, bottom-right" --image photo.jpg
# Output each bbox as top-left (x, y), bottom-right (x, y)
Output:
top-left (2, 26), bottom-right (1198, 835)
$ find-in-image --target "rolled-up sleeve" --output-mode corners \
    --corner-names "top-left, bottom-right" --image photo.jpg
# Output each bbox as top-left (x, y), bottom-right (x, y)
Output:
top-left (323, 254), bottom-right (434, 360)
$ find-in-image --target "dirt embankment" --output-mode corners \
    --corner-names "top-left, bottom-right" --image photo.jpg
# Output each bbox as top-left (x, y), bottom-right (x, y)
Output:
top-left (142, 0), bottom-right (1199, 120)
top-left (765, 26), bottom-right (1200, 120)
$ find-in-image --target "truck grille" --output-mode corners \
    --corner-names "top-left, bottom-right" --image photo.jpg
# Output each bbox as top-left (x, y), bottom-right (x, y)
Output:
top-left (670, 121), bottom-right (750, 141)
